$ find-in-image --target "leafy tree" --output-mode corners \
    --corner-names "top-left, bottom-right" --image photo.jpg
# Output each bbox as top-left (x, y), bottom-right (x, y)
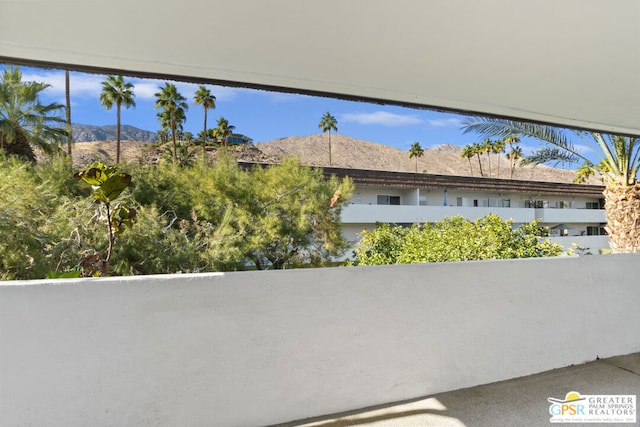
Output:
top-left (463, 117), bottom-right (640, 253)
top-left (193, 86), bottom-right (216, 156)
top-left (213, 116), bottom-right (235, 146)
top-left (239, 157), bottom-right (354, 269)
top-left (409, 141), bottom-right (425, 172)
top-left (319, 112), bottom-right (338, 166)
top-left (351, 214), bottom-right (562, 265)
top-left (0, 66), bottom-right (67, 161)
top-left (99, 75), bottom-right (136, 163)
top-left (154, 83), bottom-right (188, 164)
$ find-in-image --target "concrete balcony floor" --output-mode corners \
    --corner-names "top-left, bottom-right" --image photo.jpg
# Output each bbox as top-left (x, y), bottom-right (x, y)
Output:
top-left (275, 353), bottom-right (640, 427)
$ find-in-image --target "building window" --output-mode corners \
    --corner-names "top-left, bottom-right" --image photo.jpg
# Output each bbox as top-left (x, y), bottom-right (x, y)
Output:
top-left (456, 197), bottom-right (463, 207)
top-left (377, 195), bottom-right (400, 205)
top-left (586, 202), bottom-right (600, 209)
top-left (419, 195), bottom-right (427, 206)
top-left (501, 199), bottom-right (511, 208)
top-left (587, 226), bottom-right (607, 236)
top-left (473, 199), bottom-right (478, 207)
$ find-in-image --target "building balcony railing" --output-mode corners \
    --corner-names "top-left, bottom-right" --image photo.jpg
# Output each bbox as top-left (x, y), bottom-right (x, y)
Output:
top-left (535, 208), bottom-right (606, 223)
top-left (341, 204), bottom-right (537, 224)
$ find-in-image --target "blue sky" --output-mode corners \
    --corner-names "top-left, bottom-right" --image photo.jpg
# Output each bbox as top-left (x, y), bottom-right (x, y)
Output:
top-left (7, 64), bottom-right (597, 165)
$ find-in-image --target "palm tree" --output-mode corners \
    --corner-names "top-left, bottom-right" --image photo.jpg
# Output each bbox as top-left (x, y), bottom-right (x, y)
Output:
top-left (65, 69), bottom-right (73, 158)
top-left (460, 144), bottom-right (475, 175)
top-left (100, 75), bottom-right (135, 163)
top-left (193, 86), bottom-right (216, 157)
top-left (463, 117), bottom-right (640, 253)
top-left (506, 145), bottom-right (524, 176)
top-left (154, 83), bottom-right (188, 164)
top-left (503, 134), bottom-right (521, 178)
top-left (471, 142), bottom-right (485, 177)
top-left (0, 66), bottom-right (67, 161)
top-left (482, 138), bottom-right (494, 177)
top-left (213, 117), bottom-right (235, 146)
top-left (157, 106), bottom-right (186, 138)
top-left (409, 141), bottom-right (425, 172)
top-left (318, 112), bottom-right (338, 166)
top-left (492, 138), bottom-right (506, 177)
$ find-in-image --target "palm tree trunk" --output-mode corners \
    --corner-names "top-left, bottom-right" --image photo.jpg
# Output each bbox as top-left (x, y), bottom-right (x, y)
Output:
top-left (476, 154), bottom-right (484, 177)
top-left (202, 107), bottom-right (207, 157)
top-left (509, 143), bottom-right (514, 179)
top-left (171, 115), bottom-right (177, 164)
top-left (603, 183), bottom-right (640, 253)
top-left (65, 70), bottom-right (73, 158)
top-left (468, 158), bottom-right (473, 175)
top-left (328, 131), bottom-right (332, 166)
top-left (116, 102), bottom-right (121, 163)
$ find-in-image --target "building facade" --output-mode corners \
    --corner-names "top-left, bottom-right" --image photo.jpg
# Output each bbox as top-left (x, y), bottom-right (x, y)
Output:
top-left (322, 167), bottom-right (608, 255)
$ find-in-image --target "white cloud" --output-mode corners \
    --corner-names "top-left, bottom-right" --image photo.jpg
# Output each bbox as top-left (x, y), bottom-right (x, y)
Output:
top-left (19, 68), bottom-right (245, 103)
top-left (426, 118), bottom-right (465, 128)
top-left (22, 70), bottom-right (104, 100)
top-left (341, 111), bottom-right (422, 127)
top-left (573, 144), bottom-right (594, 156)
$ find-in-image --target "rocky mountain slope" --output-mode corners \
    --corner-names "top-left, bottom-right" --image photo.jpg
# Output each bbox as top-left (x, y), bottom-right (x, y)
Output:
top-left (72, 124), bottom-right (156, 143)
top-left (256, 134), bottom-right (598, 184)
top-left (70, 133), bottom-right (598, 184)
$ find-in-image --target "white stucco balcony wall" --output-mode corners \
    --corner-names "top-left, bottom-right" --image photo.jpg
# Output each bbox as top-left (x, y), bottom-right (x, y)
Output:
top-left (341, 204), bottom-right (537, 224)
top-left (1, 255), bottom-right (638, 426)
top-left (549, 235), bottom-right (610, 253)
top-left (535, 208), bottom-right (606, 224)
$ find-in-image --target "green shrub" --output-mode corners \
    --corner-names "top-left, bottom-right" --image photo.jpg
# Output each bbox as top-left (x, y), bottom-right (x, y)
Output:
top-left (352, 214), bottom-right (563, 266)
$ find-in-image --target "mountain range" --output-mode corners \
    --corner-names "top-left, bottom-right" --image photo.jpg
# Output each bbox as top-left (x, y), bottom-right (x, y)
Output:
top-left (72, 124), bottom-right (156, 143)
top-left (70, 129), bottom-right (595, 184)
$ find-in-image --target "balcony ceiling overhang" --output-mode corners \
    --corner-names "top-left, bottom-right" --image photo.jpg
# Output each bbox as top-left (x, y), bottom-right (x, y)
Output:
top-left (1, 1), bottom-right (639, 136)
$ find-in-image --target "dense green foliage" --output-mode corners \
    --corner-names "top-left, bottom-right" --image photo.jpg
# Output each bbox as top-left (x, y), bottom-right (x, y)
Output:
top-left (0, 154), bottom-right (353, 280)
top-left (351, 214), bottom-right (563, 266)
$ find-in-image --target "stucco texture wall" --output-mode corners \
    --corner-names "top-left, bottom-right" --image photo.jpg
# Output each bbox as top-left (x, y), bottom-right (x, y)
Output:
top-left (1, 255), bottom-right (639, 426)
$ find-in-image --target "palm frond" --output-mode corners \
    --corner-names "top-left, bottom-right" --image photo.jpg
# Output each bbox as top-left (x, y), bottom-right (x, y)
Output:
top-left (462, 116), bottom-right (589, 164)
top-left (520, 147), bottom-right (580, 167)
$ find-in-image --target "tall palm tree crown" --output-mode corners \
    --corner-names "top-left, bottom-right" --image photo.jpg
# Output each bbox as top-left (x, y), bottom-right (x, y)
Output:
top-left (99, 75), bottom-right (135, 163)
top-left (213, 117), bottom-right (235, 146)
top-left (503, 134), bottom-right (521, 179)
top-left (409, 141), bottom-right (425, 173)
top-left (154, 83), bottom-right (188, 164)
top-left (0, 66), bottom-right (67, 161)
top-left (193, 86), bottom-right (216, 157)
top-left (460, 144), bottom-right (475, 175)
top-left (481, 138), bottom-right (495, 177)
top-left (318, 112), bottom-right (338, 166)
top-left (463, 117), bottom-right (640, 253)
top-left (471, 142), bottom-right (485, 177)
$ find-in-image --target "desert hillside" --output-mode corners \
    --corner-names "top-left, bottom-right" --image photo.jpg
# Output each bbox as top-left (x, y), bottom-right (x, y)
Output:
top-left (70, 133), bottom-right (598, 184)
top-left (256, 134), bottom-right (598, 184)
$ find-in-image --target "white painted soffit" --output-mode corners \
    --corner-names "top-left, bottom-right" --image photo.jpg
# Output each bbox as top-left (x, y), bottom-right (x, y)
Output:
top-left (1, 0), bottom-right (639, 136)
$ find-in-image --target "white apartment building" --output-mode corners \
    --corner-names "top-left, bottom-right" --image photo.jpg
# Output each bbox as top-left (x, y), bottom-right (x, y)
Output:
top-left (322, 167), bottom-right (609, 254)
